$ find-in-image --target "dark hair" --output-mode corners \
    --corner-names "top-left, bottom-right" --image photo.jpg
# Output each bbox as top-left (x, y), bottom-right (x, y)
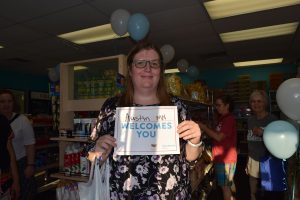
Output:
top-left (0, 89), bottom-right (20, 112)
top-left (215, 95), bottom-right (234, 112)
top-left (119, 41), bottom-right (171, 106)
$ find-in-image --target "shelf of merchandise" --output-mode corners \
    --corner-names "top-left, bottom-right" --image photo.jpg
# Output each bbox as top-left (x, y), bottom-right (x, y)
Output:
top-left (179, 97), bottom-right (212, 108)
top-left (32, 119), bottom-right (60, 193)
top-left (268, 90), bottom-right (281, 119)
top-left (36, 143), bottom-right (58, 150)
top-left (50, 137), bottom-right (89, 143)
top-left (50, 54), bottom-right (126, 182)
top-left (36, 163), bottom-right (59, 174)
top-left (50, 172), bottom-right (89, 182)
top-left (179, 90), bottom-right (214, 124)
top-left (37, 179), bottom-right (60, 193)
top-left (234, 100), bottom-right (251, 155)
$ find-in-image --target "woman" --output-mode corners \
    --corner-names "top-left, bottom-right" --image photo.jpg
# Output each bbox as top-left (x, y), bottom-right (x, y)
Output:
top-left (0, 90), bottom-right (36, 200)
top-left (85, 41), bottom-right (203, 199)
top-left (246, 90), bottom-right (286, 200)
top-left (198, 95), bottom-right (237, 200)
top-left (0, 114), bottom-right (20, 200)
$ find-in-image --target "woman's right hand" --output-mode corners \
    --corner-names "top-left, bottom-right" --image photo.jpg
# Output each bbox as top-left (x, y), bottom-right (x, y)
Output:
top-left (94, 134), bottom-right (116, 162)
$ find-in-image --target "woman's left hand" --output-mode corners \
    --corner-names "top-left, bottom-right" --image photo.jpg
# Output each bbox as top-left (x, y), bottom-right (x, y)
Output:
top-left (177, 120), bottom-right (201, 144)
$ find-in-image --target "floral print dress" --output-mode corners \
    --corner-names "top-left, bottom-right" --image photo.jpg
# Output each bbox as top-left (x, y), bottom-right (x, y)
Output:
top-left (85, 96), bottom-right (192, 200)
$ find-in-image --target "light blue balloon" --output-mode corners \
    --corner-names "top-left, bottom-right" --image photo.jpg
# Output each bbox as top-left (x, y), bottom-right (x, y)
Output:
top-left (110, 9), bottom-right (130, 36)
top-left (263, 120), bottom-right (299, 159)
top-left (127, 13), bottom-right (150, 41)
top-left (48, 68), bottom-right (59, 82)
top-left (187, 65), bottom-right (200, 78)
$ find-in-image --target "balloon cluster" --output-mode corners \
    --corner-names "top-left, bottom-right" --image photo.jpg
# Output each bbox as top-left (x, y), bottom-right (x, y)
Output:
top-left (110, 9), bottom-right (150, 41)
top-left (263, 78), bottom-right (300, 159)
top-left (176, 58), bottom-right (200, 79)
top-left (110, 9), bottom-right (200, 78)
top-left (160, 44), bottom-right (175, 64)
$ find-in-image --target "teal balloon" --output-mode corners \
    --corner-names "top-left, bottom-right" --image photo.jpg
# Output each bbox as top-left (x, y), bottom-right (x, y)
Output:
top-left (127, 13), bottom-right (150, 41)
top-left (263, 120), bottom-right (299, 159)
top-left (187, 65), bottom-right (200, 78)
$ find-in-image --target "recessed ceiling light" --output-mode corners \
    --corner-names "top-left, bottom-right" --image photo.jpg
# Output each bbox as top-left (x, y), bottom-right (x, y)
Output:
top-left (58, 24), bottom-right (129, 44)
top-left (0, 45), bottom-right (4, 48)
top-left (234, 58), bottom-right (283, 67)
top-left (220, 22), bottom-right (298, 43)
top-left (204, 0), bottom-right (300, 20)
top-left (164, 68), bottom-right (180, 74)
top-left (74, 66), bottom-right (88, 71)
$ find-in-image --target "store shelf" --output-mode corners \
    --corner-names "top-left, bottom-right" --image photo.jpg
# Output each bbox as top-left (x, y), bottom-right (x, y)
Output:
top-left (36, 143), bottom-right (58, 150)
top-left (36, 163), bottom-right (59, 173)
top-left (50, 137), bottom-right (89, 142)
top-left (51, 172), bottom-right (88, 182)
top-left (63, 98), bottom-right (106, 112)
top-left (179, 97), bottom-right (212, 108)
top-left (37, 179), bottom-right (60, 193)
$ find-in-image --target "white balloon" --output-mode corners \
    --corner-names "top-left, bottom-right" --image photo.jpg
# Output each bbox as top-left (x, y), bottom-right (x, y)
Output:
top-left (160, 44), bottom-right (175, 64)
top-left (276, 78), bottom-right (300, 122)
top-left (177, 59), bottom-right (189, 72)
top-left (48, 68), bottom-right (59, 82)
top-left (110, 9), bottom-right (130, 36)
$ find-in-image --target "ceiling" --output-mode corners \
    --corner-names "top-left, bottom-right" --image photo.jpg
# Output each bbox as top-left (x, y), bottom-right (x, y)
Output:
top-left (0, 0), bottom-right (300, 76)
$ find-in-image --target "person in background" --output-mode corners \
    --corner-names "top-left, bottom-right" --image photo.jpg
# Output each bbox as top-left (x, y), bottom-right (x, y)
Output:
top-left (198, 95), bottom-right (237, 200)
top-left (0, 114), bottom-right (20, 200)
top-left (85, 41), bottom-right (203, 199)
top-left (0, 90), bottom-right (36, 200)
top-left (246, 90), bottom-right (286, 200)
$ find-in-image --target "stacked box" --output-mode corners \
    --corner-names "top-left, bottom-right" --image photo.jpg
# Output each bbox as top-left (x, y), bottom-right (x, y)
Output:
top-left (225, 81), bottom-right (239, 101)
top-left (251, 81), bottom-right (267, 91)
top-left (238, 75), bottom-right (251, 101)
top-left (269, 73), bottom-right (284, 90)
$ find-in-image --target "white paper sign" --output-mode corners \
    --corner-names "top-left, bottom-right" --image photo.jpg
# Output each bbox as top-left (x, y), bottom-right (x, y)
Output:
top-left (114, 106), bottom-right (179, 155)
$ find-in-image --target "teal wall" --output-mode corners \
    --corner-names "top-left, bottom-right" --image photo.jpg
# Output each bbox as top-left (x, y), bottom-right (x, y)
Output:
top-left (179, 64), bottom-right (297, 89)
top-left (0, 70), bottom-right (49, 92)
top-left (1, 64), bottom-right (297, 92)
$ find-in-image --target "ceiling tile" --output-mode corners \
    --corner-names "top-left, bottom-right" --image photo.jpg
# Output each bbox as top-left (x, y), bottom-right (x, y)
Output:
top-left (0, 0), bottom-right (83, 22)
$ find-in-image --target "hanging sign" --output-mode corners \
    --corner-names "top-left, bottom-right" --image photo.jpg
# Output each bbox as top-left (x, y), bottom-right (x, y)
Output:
top-left (114, 106), bottom-right (179, 155)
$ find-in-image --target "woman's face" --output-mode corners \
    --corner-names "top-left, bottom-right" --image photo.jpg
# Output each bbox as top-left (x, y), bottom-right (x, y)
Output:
top-left (215, 99), bottom-right (229, 116)
top-left (0, 93), bottom-right (14, 115)
top-left (130, 49), bottom-right (161, 92)
top-left (250, 95), bottom-right (266, 114)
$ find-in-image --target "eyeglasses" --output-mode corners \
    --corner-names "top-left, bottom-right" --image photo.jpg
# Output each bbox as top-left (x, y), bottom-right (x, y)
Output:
top-left (133, 59), bottom-right (161, 69)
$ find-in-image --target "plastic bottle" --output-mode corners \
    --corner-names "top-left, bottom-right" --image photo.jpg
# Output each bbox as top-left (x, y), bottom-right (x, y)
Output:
top-left (70, 143), bottom-right (80, 174)
top-left (64, 145), bottom-right (72, 176)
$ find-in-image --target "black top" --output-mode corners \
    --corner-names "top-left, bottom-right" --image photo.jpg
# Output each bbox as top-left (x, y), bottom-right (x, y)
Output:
top-left (0, 114), bottom-right (12, 172)
top-left (85, 95), bottom-right (193, 199)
